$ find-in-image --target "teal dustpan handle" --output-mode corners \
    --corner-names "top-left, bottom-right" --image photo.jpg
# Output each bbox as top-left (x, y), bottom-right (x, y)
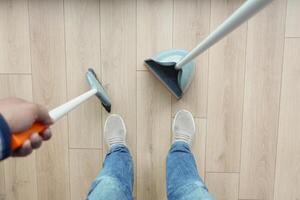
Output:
top-left (175, 0), bottom-right (272, 70)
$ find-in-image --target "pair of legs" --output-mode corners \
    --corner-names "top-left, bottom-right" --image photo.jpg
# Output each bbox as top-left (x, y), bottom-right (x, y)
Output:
top-left (87, 110), bottom-right (215, 200)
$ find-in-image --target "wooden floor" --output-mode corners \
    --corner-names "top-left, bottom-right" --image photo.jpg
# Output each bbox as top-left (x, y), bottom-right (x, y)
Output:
top-left (0, 0), bottom-right (299, 199)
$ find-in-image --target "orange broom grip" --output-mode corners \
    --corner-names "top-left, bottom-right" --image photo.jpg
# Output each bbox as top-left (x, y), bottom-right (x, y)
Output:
top-left (11, 123), bottom-right (48, 150)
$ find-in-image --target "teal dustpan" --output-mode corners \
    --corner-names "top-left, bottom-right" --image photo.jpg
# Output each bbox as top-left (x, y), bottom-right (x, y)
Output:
top-left (144, 0), bottom-right (272, 99)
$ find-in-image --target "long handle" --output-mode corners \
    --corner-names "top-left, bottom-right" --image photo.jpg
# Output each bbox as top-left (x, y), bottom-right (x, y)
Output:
top-left (175, 0), bottom-right (272, 70)
top-left (49, 88), bottom-right (97, 121)
top-left (11, 88), bottom-right (97, 150)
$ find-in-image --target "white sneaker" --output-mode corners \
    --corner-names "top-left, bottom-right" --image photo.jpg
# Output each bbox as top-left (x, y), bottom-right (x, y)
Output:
top-left (172, 109), bottom-right (195, 146)
top-left (104, 114), bottom-right (126, 149)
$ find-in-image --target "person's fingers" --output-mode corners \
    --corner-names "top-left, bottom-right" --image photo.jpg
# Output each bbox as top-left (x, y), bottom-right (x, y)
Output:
top-left (12, 140), bottom-right (32, 157)
top-left (12, 131), bottom-right (48, 157)
top-left (30, 133), bottom-right (43, 149)
top-left (34, 104), bottom-right (53, 125)
top-left (40, 128), bottom-right (52, 141)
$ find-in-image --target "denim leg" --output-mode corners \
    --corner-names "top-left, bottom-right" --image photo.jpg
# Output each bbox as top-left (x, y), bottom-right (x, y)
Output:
top-left (87, 145), bottom-right (134, 200)
top-left (166, 142), bottom-right (215, 200)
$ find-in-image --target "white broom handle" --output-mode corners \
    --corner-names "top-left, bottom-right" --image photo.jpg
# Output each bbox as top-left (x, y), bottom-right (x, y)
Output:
top-left (49, 88), bottom-right (97, 121)
top-left (175, 0), bottom-right (272, 70)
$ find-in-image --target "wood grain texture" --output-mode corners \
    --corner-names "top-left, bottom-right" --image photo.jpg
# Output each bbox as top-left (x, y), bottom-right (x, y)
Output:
top-left (206, 173), bottom-right (239, 200)
top-left (274, 38), bottom-right (300, 200)
top-left (0, 75), bottom-right (37, 200)
top-left (3, 156), bottom-right (38, 200)
top-left (206, 0), bottom-right (247, 172)
top-left (28, 0), bottom-right (70, 199)
top-left (239, 0), bottom-right (286, 199)
top-left (64, 0), bottom-right (102, 148)
top-left (172, 0), bottom-right (210, 118)
top-left (137, 0), bottom-right (173, 70)
top-left (285, 0), bottom-right (300, 37)
top-left (137, 71), bottom-right (171, 200)
top-left (0, 0), bottom-right (31, 73)
top-left (0, 162), bottom-right (5, 199)
top-left (70, 149), bottom-right (102, 200)
top-left (193, 118), bottom-right (206, 178)
top-left (100, 0), bottom-right (137, 196)
top-left (1, 1), bottom-right (299, 199)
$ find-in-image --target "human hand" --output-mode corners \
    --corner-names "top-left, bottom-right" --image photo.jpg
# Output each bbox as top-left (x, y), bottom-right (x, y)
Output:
top-left (0, 98), bottom-right (53, 157)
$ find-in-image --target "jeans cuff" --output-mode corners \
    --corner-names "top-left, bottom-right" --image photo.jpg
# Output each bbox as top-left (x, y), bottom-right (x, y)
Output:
top-left (170, 141), bottom-right (191, 152)
top-left (109, 144), bottom-right (129, 153)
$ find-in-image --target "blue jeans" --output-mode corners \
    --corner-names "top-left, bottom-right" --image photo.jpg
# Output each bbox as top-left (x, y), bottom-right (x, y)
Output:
top-left (167, 142), bottom-right (215, 199)
top-left (87, 142), bottom-right (214, 200)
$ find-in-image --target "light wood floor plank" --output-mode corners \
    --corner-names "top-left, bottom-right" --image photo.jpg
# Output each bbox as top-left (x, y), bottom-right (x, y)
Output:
top-left (0, 0), bottom-right (31, 74)
top-left (28, 0), bottom-right (70, 199)
top-left (1, 1), bottom-right (299, 199)
top-left (206, 0), bottom-right (247, 172)
top-left (285, 0), bottom-right (300, 37)
top-left (64, 0), bottom-right (102, 148)
top-left (206, 173), bottom-right (239, 200)
top-left (193, 118), bottom-right (207, 179)
top-left (239, 0), bottom-right (287, 199)
top-left (137, 0), bottom-right (173, 70)
top-left (70, 149), bottom-right (102, 200)
top-left (0, 75), bottom-right (37, 200)
top-left (172, 0), bottom-right (210, 118)
top-left (0, 162), bottom-right (5, 199)
top-left (274, 38), bottom-right (300, 200)
top-left (4, 155), bottom-right (37, 200)
top-left (100, 0), bottom-right (137, 197)
top-left (137, 71), bottom-right (171, 200)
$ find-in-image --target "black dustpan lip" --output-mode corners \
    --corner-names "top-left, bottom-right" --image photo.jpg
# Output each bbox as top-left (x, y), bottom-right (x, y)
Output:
top-left (144, 59), bottom-right (183, 99)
